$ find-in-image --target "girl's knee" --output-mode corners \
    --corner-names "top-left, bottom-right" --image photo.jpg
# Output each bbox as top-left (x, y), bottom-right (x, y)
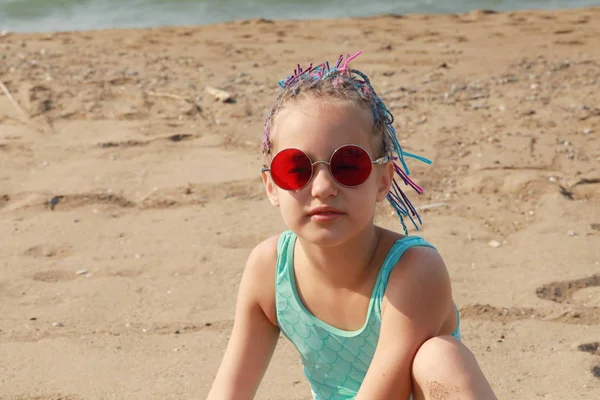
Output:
top-left (412, 336), bottom-right (475, 380)
top-left (412, 336), bottom-right (498, 400)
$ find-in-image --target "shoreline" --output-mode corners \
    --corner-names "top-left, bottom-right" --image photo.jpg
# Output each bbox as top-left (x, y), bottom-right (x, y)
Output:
top-left (1, 5), bottom-right (599, 34)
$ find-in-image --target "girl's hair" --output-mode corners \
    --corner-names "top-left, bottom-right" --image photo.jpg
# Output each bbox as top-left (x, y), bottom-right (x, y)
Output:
top-left (262, 52), bottom-right (431, 234)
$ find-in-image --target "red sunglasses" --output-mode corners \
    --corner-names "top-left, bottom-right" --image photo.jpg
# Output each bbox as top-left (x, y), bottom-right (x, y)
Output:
top-left (261, 144), bottom-right (391, 191)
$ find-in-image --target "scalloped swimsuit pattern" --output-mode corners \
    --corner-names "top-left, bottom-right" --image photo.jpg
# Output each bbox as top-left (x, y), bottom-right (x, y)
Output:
top-left (275, 230), bottom-right (462, 400)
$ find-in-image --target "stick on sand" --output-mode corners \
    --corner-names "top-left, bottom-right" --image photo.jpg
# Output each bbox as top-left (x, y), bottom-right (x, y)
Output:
top-left (146, 91), bottom-right (191, 102)
top-left (0, 80), bottom-right (29, 120)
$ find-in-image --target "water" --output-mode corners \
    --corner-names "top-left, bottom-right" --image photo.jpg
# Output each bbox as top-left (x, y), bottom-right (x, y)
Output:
top-left (0, 0), bottom-right (598, 33)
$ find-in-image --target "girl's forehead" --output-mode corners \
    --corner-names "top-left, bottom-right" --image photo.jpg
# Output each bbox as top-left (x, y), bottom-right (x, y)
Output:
top-left (273, 99), bottom-right (375, 153)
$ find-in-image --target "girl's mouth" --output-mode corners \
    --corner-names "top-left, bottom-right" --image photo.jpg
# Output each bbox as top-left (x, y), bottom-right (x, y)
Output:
top-left (308, 207), bottom-right (345, 222)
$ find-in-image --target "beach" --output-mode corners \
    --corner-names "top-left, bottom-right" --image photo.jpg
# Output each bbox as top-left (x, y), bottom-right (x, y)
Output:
top-left (1, 6), bottom-right (600, 399)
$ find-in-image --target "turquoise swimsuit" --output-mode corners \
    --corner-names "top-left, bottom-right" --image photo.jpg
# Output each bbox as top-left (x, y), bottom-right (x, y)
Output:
top-left (275, 230), bottom-right (461, 400)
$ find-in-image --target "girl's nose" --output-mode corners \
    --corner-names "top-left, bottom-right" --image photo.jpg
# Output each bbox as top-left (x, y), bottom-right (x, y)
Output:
top-left (310, 163), bottom-right (338, 198)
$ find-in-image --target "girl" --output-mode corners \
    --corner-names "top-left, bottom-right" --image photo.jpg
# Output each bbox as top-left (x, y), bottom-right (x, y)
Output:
top-left (207, 52), bottom-right (497, 400)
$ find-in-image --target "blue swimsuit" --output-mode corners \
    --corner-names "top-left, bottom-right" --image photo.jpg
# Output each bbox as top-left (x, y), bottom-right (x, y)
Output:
top-left (275, 230), bottom-right (461, 400)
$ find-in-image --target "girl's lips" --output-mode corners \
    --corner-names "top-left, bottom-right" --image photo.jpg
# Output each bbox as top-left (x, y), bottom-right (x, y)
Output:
top-left (309, 212), bottom-right (343, 222)
top-left (307, 207), bottom-right (344, 216)
top-left (307, 207), bottom-right (345, 222)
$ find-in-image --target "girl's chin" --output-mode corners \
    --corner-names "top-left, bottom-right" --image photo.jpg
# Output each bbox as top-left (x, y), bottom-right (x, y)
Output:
top-left (294, 225), bottom-right (361, 247)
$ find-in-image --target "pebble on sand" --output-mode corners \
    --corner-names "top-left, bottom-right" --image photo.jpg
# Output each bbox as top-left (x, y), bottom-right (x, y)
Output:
top-left (47, 195), bottom-right (63, 210)
top-left (52, 322), bottom-right (64, 327)
top-left (205, 86), bottom-right (234, 103)
top-left (488, 240), bottom-right (502, 248)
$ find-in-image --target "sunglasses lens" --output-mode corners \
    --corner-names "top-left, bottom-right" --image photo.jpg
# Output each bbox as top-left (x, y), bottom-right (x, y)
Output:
top-left (330, 145), bottom-right (372, 186)
top-left (270, 148), bottom-right (312, 190)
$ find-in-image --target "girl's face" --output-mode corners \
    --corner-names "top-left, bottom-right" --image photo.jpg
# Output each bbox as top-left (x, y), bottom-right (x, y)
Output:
top-left (262, 98), bottom-right (393, 247)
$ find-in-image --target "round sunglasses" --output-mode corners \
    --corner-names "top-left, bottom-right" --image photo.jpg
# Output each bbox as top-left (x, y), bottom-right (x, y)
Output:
top-left (261, 144), bottom-right (391, 191)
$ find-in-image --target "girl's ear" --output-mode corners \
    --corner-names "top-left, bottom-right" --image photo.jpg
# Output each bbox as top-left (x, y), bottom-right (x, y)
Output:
top-left (262, 172), bottom-right (280, 207)
top-left (376, 161), bottom-right (394, 202)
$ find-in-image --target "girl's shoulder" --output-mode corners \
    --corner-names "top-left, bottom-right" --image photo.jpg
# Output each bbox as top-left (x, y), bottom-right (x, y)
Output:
top-left (377, 227), bottom-right (450, 304)
top-left (382, 227), bottom-right (445, 284)
top-left (381, 237), bottom-right (451, 312)
top-left (250, 233), bottom-right (281, 262)
top-left (247, 233), bottom-right (281, 281)
top-left (378, 228), bottom-right (439, 264)
top-left (241, 234), bottom-right (281, 327)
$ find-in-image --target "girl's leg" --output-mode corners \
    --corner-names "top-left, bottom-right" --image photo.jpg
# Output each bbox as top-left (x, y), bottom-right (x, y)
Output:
top-left (411, 336), bottom-right (498, 400)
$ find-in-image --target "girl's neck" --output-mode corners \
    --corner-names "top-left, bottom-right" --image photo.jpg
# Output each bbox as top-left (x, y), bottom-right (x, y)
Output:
top-left (296, 225), bottom-right (382, 290)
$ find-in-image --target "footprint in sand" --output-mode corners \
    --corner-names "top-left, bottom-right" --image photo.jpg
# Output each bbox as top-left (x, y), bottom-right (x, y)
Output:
top-left (459, 303), bottom-right (539, 323)
top-left (31, 270), bottom-right (75, 283)
top-left (536, 274), bottom-right (600, 378)
top-left (536, 274), bottom-right (600, 303)
top-left (0, 194), bottom-right (9, 209)
top-left (535, 274), bottom-right (600, 325)
top-left (463, 276), bottom-right (600, 379)
top-left (577, 342), bottom-right (600, 379)
top-left (460, 274), bottom-right (600, 325)
top-left (535, 274), bottom-right (600, 314)
top-left (560, 178), bottom-right (600, 201)
top-left (24, 244), bottom-right (72, 258)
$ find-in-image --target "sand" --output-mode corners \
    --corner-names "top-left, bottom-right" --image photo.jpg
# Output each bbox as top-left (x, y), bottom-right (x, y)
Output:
top-left (1, 6), bottom-right (599, 400)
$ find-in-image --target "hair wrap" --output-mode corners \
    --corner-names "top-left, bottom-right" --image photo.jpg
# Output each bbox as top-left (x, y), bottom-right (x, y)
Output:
top-left (263, 52), bottom-right (432, 234)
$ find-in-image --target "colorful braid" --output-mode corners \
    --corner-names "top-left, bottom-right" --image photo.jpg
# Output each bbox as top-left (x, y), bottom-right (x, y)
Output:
top-left (262, 51), bottom-right (432, 234)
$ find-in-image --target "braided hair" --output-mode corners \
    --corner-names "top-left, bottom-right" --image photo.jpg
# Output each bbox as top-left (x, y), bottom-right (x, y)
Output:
top-left (262, 52), bottom-right (431, 234)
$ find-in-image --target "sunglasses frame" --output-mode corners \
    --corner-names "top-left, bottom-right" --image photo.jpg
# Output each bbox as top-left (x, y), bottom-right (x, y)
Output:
top-left (261, 144), bottom-right (391, 191)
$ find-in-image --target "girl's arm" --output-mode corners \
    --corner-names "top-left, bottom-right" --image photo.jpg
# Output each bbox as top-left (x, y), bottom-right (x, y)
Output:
top-left (207, 237), bottom-right (281, 400)
top-left (356, 246), bottom-right (453, 400)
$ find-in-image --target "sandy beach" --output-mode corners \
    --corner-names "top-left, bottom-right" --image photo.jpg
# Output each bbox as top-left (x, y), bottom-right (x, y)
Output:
top-left (1, 6), bottom-right (599, 399)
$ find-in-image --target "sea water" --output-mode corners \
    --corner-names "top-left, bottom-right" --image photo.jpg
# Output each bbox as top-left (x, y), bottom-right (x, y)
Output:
top-left (0, 0), bottom-right (598, 33)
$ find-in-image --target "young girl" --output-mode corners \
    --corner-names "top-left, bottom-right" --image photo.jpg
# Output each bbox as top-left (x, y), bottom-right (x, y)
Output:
top-left (207, 52), bottom-right (497, 400)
